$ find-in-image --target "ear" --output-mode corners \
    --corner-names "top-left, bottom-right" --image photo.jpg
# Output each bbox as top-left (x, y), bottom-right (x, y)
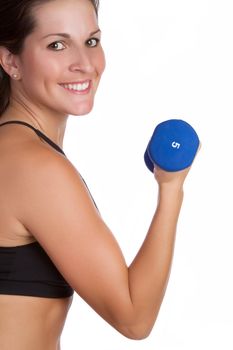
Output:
top-left (0, 46), bottom-right (20, 78)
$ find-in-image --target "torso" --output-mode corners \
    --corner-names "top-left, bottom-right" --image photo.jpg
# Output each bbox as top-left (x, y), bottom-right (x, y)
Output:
top-left (0, 124), bottom-right (73, 350)
top-left (0, 294), bottom-right (73, 350)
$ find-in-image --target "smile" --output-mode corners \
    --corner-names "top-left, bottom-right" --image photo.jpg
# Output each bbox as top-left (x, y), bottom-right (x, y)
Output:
top-left (60, 80), bottom-right (91, 93)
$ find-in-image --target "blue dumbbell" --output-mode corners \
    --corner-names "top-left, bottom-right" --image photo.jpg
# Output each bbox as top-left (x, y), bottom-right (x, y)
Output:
top-left (144, 119), bottom-right (200, 172)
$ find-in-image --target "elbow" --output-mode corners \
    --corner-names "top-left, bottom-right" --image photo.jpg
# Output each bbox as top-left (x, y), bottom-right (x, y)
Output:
top-left (124, 331), bottom-right (152, 341)
top-left (106, 303), bottom-right (159, 340)
top-left (115, 321), bottom-right (155, 340)
top-left (121, 326), bottom-right (153, 340)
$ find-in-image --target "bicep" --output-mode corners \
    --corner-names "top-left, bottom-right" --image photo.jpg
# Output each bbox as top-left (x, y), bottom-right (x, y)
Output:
top-left (15, 154), bottom-right (133, 324)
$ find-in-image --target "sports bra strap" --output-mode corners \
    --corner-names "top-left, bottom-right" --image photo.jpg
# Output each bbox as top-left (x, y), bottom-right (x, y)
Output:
top-left (0, 120), bottom-right (99, 210)
top-left (0, 120), bottom-right (65, 156)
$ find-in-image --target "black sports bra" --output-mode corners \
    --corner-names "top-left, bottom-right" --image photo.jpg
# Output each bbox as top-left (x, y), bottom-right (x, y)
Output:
top-left (0, 120), bottom-right (73, 298)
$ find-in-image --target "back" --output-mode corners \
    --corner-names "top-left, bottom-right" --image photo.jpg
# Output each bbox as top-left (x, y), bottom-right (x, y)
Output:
top-left (0, 123), bottom-right (40, 246)
top-left (0, 122), bottom-right (73, 350)
top-left (0, 121), bottom-right (66, 246)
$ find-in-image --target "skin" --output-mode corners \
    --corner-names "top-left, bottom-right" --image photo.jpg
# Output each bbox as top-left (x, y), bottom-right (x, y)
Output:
top-left (0, 0), bottom-right (105, 147)
top-left (0, 0), bottom-right (195, 348)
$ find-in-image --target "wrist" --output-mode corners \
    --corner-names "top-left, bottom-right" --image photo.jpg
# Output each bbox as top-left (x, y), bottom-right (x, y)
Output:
top-left (158, 182), bottom-right (184, 195)
top-left (157, 184), bottom-right (184, 207)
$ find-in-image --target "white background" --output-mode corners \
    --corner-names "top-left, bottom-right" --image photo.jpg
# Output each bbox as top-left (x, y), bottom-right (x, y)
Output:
top-left (61, 0), bottom-right (233, 348)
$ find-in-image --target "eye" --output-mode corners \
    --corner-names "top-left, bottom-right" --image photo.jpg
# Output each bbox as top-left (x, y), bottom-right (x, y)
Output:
top-left (48, 41), bottom-right (66, 51)
top-left (86, 38), bottom-right (100, 48)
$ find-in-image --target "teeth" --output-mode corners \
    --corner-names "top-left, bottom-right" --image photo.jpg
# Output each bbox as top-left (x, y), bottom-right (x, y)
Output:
top-left (62, 82), bottom-right (90, 91)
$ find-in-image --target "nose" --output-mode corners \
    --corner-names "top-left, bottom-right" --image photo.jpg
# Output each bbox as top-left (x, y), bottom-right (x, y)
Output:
top-left (69, 48), bottom-right (95, 74)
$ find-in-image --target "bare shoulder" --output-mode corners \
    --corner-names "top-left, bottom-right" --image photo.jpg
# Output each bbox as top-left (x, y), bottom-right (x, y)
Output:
top-left (13, 143), bottom-right (99, 224)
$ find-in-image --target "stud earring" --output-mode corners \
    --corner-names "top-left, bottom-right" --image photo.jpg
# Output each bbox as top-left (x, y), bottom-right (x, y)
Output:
top-left (12, 73), bottom-right (19, 79)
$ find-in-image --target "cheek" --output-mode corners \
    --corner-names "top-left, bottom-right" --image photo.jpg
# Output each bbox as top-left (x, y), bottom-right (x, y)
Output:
top-left (19, 57), bottom-right (61, 104)
top-left (20, 49), bottom-right (60, 83)
top-left (96, 49), bottom-right (106, 75)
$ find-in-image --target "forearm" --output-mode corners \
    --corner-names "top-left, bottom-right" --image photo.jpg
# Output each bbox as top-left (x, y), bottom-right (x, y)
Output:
top-left (128, 185), bottom-right (184, 335)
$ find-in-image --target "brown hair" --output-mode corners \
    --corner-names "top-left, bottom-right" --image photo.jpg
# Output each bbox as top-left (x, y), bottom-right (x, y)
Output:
top-left (0, 0), bottom-right (99, 116)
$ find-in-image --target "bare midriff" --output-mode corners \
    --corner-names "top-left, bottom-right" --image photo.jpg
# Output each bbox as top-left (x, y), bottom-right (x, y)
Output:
top-left (0, 294), bottom-right (73, 350)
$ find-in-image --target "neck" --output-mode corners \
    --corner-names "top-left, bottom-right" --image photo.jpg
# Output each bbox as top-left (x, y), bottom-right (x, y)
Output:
top-left (0, 100), bottom-right (69, 149)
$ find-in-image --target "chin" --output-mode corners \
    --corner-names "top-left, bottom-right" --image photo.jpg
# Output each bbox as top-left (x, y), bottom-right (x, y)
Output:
top-left (69, 101), bottom-right (94, 116)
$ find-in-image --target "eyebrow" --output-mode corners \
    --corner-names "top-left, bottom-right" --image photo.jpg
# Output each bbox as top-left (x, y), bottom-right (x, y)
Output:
top-left (41, 29), bottom-right (101, 40)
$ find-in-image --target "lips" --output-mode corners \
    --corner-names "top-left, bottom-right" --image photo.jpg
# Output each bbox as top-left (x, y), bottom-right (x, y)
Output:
top-left (60, 80), bottom-right (91, 93)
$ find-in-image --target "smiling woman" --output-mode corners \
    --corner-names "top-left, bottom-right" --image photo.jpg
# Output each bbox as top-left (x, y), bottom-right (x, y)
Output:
top-left (0, 0), bottom-right (101, 117)
top-left (0, 0), bottom-right (105, 120)
top-left (0, 0), bottom-right (197, 349)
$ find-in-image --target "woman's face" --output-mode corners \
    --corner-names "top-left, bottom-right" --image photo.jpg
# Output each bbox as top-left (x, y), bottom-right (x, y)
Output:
top-left (15, 0), bottom-right (105, 117)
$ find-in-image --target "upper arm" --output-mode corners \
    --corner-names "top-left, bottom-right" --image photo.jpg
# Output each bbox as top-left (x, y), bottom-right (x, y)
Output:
top-left (13, 149), bottom-right (133, 328)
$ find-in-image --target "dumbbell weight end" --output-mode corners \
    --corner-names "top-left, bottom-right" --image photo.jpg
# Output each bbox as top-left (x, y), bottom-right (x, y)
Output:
top-left (144, 119), bottom-right (200, 172)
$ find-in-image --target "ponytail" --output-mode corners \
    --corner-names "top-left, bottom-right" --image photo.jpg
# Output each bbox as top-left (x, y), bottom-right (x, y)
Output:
top-left (0, 67), bottom-right (10, 116)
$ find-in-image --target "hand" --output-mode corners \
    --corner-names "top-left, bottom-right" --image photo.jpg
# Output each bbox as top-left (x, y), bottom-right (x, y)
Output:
top-left (153, 165), bottom-right (190, 189)
top-left (154, 143), bottom-right (201, 189)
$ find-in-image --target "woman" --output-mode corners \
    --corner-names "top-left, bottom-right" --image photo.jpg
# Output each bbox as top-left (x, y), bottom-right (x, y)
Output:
top-left (0, 0), bottom-right (196, 349)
